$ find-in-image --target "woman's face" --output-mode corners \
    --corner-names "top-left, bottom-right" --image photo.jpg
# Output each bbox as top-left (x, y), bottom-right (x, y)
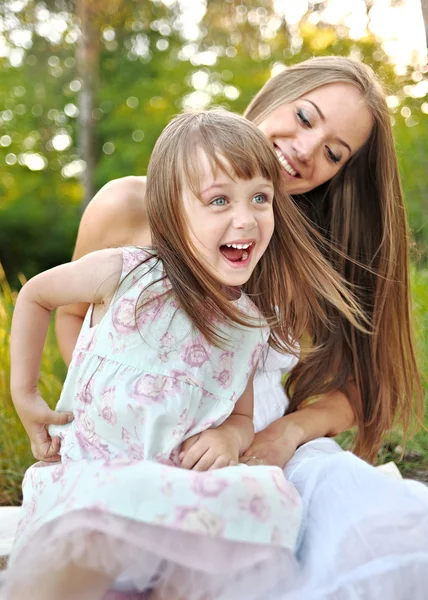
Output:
top-left (258, 82), bottom-right (373, 195)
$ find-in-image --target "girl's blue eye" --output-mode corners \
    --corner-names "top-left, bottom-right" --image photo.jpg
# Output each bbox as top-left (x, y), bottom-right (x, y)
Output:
top-left (253, 193), bottom-right (267, 204)
top-left (297, 108), bottom-right (311, 128)
top-left (211, 196), bottom-right (227, 206)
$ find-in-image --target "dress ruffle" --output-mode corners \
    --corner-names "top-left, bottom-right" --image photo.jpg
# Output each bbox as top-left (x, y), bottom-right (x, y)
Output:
top-left (1, 509), bottom-right (300, 600)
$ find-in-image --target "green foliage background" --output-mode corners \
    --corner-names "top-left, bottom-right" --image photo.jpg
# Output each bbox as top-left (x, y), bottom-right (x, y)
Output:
top-left (0, 1), bottom-right (427, 281)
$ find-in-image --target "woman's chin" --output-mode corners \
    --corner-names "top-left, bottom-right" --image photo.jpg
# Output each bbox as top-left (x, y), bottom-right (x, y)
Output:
top-left (281, 173), bottom-right (306, 194)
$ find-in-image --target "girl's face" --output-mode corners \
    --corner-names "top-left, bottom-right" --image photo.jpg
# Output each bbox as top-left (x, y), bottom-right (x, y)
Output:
top-left (182, 151), bottom-right (275, 288)
top-left (258, 82), bottom-right (373, 195)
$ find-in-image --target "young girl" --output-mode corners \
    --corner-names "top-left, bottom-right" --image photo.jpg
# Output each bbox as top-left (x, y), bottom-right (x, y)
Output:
top-left (6, 110), bottom-right (364, 600)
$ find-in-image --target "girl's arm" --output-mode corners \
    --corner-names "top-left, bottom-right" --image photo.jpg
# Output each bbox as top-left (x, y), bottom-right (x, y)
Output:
top-left (214, 369), bottom-right (255, 455)
top-left (241, 389), bottom-right (355, 469)
top-left (11, 250), bottom-right (123, 449)
top-left (12, 249), bottom-right (122, 395)
top-left (180, 370), bottom-right (256, 471)
top-left (56, 176), bottom-right (149, 365)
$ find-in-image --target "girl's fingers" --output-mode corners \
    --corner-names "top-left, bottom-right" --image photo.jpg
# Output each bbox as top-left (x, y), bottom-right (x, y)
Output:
top-left (180, 441), bottom-right (207, 470)
top-left (46, 436), bottom-right (61, 456)
top-left (31, 440), bottom-right (61, 462)
top-left (38, 454), bottom-right (61, 463)
top-left (47, 410), bottom-right (74, 426)
top-left (179, 434), bottom-right (201, 461)
top-left (192, 450), bottom-right (216, 472)
top-left (208, 456), bottom-right (233, 471)
top-left (32, 434), bottom-right (61, 460)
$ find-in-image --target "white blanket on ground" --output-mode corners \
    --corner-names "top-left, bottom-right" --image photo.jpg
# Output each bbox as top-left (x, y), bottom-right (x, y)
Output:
top-left (0, 507), bottom-right (20, 557)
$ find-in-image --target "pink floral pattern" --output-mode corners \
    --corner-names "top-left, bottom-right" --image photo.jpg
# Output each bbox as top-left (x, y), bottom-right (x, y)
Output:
top-left (181, 335), bottom-right (213, 368)
top-left (11, 247), bottom-right (303, 585)
top-left (191, 472), bottom-right (229, 498)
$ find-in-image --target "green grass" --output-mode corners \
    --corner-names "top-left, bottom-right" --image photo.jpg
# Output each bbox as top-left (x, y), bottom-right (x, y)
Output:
top-left (0, 266), bottom-right (66, 505)
top-left (1, 266), bottom-right (427, 505)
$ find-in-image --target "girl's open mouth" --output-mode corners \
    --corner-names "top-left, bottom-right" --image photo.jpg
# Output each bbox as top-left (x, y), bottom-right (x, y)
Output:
top-left (219, 241), bottom-right (255, 265)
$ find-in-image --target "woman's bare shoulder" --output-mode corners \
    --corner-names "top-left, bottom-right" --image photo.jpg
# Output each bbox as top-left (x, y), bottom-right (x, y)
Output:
top-left (73, 176), bottom-right (149, 259)
top-left (92, 175), bottom-right (147, 218)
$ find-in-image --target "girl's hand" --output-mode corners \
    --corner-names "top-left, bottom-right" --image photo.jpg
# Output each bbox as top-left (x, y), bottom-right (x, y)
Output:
top-left (240, 416), bottom-right (305, 469)
top-left (179, 429), bottom-right (239, 471)
top-left (13, 392), bottom-right (73, 462)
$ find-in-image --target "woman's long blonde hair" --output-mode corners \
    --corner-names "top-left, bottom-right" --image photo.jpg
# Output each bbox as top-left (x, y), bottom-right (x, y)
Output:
top-left (245, 56), bottom-right (423, 461)
top-left (145, 109), bottom-right (365, 363)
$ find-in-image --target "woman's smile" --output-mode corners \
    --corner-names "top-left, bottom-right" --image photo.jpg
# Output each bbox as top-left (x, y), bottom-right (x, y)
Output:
top-left (258, 82), bottom-right (373, 195)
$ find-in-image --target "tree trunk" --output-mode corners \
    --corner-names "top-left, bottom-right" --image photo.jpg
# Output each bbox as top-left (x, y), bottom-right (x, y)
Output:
top-left (76, 0), bottom-right (100, 211)
top-left (421, 0), bottom-right (428, 45)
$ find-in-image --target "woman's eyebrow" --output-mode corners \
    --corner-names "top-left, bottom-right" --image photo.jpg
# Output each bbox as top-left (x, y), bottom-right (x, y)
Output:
top-left (302, 99), bottom-right (352, 155)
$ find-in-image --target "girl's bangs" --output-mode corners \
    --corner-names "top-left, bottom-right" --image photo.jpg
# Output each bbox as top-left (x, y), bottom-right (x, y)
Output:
top-left (179, 129), bottom-right (281, 199)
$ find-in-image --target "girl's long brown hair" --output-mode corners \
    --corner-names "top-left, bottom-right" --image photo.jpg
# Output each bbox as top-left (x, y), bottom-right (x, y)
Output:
top-left (245, 56), bottom-right (423, 461)
top-left (145, 109), bottom-right (366, 363)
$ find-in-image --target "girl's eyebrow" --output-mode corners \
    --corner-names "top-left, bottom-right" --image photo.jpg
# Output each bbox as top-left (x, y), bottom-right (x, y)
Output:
top-left (302, 99), bottom-right (352, 155)
top-left (200, 178), bottom-right (274, 196)
top-left (199, 182), bottom-right (226, 195)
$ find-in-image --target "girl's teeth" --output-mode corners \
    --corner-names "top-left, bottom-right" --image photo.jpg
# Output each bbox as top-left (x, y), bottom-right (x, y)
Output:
top-left (242, 250), bottom-right (248, 260)
top-left (275, 148), bottom-right (297, 177)
top-left (225, 243), bottom-right (252, 249)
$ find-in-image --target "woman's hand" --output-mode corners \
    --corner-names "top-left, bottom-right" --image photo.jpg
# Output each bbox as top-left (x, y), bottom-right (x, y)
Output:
top-left (241, 391), bottom-right (356, 468)
top-left (240, 416), bottom-right (305, 469)
top-left (13, 392), bottom-right (73, 462)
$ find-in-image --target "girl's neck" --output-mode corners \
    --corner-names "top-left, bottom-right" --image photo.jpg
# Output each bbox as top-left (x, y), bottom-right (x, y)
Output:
top-left (221, 285), bottom-right (242, 301)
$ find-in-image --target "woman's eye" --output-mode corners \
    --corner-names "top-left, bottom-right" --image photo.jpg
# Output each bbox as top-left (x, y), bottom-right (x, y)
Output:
top-left (297, 108), bottom-right (311, 128)
top-left (211, 196), bottom-right (227, 206)
top-left (253, 193), bottom-right (267, 204)
top-left (326, 146), bottom-right (340, 164)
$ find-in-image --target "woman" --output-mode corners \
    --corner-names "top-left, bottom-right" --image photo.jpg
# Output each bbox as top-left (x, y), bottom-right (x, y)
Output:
top-left (17, 56), bottom-right (428, 598)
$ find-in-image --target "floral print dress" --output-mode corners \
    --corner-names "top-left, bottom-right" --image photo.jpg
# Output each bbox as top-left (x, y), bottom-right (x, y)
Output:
top-left (5, 247), bottom-right (303, 600)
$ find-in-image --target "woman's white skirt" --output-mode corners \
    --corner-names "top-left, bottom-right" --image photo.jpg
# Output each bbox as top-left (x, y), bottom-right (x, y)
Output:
top-left (276, 437), bottom-right (428, 599)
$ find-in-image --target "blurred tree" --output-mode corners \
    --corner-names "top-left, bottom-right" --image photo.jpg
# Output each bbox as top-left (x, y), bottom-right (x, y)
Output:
top-left (421, 0), bottom-right (428, 43)
top-left (76, 0), bottom-right (101, 207)
top-left (0, 0), bottom-right (427, 281)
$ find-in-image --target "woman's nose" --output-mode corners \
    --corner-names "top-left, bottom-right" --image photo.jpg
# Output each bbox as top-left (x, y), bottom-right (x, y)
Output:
top-left (292, 133), bottom-right (322, 163)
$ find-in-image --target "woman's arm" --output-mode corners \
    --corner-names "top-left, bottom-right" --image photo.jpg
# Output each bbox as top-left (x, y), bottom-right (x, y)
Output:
top-left (241, 389), bottom-right (355, 469)
top-left (56, 176), bottom-right (149, 365)
top-left (287, 388), bottom-right (356, 443)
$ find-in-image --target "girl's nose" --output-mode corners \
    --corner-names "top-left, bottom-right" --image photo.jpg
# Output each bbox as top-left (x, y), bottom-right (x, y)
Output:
top-left (232, 206), bottom-right (257, 230)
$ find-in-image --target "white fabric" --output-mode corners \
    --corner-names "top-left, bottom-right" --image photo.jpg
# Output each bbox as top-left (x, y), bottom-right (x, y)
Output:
top-left (253, 348), bottom-right (428, 599)
top-left (253, 346), bottom-right (296, 432)
top-left (0, 508), bottom-right (20, 557)
top-left (281, 438), bottom-right (428, 599)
